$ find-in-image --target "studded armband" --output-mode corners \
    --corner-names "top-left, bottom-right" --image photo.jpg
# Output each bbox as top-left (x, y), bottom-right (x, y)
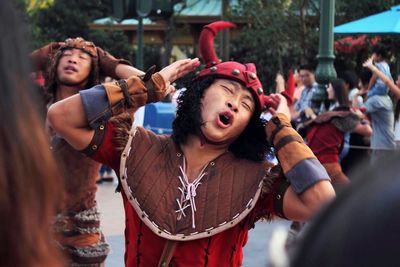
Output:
top-left (80, 123), bottom-right (107, 156)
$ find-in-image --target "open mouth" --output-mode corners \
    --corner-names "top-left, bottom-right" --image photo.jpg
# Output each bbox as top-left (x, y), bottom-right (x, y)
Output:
top-left (217, 111), bottom-right (233, 128)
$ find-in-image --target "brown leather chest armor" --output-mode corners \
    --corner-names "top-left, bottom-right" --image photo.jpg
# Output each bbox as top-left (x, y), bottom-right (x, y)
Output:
top-left (118, 126), bottom-right (269, 241)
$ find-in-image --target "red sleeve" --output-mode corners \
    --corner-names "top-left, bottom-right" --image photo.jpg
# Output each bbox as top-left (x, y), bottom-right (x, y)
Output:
top-left (90, 121), bottom-right (121, 171)
top-left (249, 165), bottom-right (289, 226)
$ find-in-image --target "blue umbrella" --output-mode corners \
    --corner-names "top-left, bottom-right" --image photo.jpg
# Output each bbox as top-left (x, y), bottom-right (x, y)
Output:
top-left (334, 5), bottom-right (400, 35)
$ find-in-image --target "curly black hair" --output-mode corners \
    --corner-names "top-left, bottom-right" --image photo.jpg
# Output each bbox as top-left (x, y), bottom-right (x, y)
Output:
top-left (172, 76), bottom-right (270, 162)
top-left (44, 48), bottom-right (99, 103)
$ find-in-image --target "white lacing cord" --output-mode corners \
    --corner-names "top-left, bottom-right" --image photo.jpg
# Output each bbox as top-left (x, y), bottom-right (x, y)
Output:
top-left (175, 157), bottom-right (208, 229)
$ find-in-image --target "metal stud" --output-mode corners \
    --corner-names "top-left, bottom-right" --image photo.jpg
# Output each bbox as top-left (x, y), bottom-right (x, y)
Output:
top-left (210, 66), bottom-right (217, 73)
top-left (257, 88), bottom-right (264, 95)
top-left (250, 72), bottom-right (257, 79)
top-left (232, 69), bottom-right (240, 76)
top-left (99, 125), bottom-right (105, 130)
top-left (91, 145), bottom-right (97, 150)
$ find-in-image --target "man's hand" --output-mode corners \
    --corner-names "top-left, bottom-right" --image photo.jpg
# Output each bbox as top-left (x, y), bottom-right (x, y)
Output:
top-left (159, 58), bottom-right (200, 96)
top-left (267, 93), bottom-right (291, 121)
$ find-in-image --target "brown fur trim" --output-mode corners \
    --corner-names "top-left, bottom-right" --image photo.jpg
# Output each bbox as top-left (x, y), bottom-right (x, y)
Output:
top-left (110, 113), bottom-right (133, 152)
top-left (256, 164), bottom-right (285, 222)
top-left (261, 165), bottom-right (282, 196)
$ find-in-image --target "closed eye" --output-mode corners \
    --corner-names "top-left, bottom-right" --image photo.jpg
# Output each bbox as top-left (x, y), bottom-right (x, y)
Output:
top-left (221, 85), bottom-right (234, 94)
top-left (241, 101), bottom-right (252, 111)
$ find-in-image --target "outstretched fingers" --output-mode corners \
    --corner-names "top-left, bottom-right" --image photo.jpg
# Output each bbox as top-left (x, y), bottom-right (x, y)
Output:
top-left (362, 56), bottom-right (374, 69)
top-left (159, 58), bottom-right (200, 84)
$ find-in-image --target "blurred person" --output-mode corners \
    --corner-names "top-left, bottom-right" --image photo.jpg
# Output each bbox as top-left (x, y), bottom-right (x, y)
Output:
top-left (363, 57), bottom-right (400, 149)
top-left (341, 70), bottom-right (363, 107)
top-left (353, 56), bottom-right (395, 162)
top-left (306, 79), bottom-right (372, 189)
top-left (97, 165), bottom-right (114, 183)
top-left (293, 69), bottom-right (305, 105)
top-left (291, 65), bottom-right (318, 121)
top-left (47, 21), bottom-right (334, 267)
top-left (367, 44), bottom-right (393, 96)
top-left (393, 75), bottom-right (400, 148)
top-left (290, 152), bottom-right (400, 267)
top-left (30, 37), bottom-right (144, 265)
top-left (0, 1), bottom-right (63, 266)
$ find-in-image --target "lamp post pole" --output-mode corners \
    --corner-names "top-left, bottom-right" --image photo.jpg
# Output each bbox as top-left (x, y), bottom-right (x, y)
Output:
top-left (136, 15), bottom-right (144, 69)
top-left (136, 0), bottom-right (152, 70)
top-left (313, 0), bottom-right (337, 106)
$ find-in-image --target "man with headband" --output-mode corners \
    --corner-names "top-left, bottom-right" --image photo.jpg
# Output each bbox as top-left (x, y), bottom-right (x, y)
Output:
top-left (31, 37), bottom-right (144, 266)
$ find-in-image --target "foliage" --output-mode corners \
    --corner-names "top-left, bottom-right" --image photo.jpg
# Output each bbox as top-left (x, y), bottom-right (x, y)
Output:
top-left (17, 0), bottom-right (134, 62)
top-left (230, 0), bottom-right (400, 92)
top-left (335, 0), bottom-right (400, 76)
top-left (230, 0), bottom-right (321, 93)
top-left (88, 29), bottom-right (134, 63)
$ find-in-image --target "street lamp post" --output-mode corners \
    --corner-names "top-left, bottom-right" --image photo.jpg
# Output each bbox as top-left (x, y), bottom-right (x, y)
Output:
top-left (136, 0), bottom-right (152, 70)
top-left (313, 0), bottom-right (337, 107)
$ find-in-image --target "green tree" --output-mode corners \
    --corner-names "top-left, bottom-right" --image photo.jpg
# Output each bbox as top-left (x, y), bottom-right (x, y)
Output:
top-left (230, 0), bottom-right (400, 92)
top-left (230, 0), bottom-right (320, 93)
top-left (20, 0), bottom-right (134, 62)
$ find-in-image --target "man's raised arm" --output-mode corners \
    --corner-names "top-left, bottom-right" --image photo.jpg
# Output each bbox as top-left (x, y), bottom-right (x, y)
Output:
top-left (47, 58), bottom-right (200, 150)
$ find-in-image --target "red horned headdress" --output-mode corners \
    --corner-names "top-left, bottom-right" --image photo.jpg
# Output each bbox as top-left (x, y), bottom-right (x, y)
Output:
top-left (196, 21), bottom-right (293, 113)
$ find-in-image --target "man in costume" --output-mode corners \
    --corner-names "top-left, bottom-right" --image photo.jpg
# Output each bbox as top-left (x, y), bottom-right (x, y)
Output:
top-left (47, 22), bottom-right (335, 267)
top-left (30, 37), bottom-right (144, 266)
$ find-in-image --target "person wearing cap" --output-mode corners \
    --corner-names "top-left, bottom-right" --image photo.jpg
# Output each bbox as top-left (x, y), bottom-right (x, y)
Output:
top-left (30, 37), bottom-right (144, 266)
top-left (47, 22), bottom-right (334, 267)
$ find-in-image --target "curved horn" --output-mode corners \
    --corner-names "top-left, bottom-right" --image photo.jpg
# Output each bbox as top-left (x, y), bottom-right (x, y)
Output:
top-left (199, 21), bottom-right (236, 67)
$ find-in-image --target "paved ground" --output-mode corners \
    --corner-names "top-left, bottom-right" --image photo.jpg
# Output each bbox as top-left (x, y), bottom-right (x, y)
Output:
top-left (96, 180), bottom-right (291, 267)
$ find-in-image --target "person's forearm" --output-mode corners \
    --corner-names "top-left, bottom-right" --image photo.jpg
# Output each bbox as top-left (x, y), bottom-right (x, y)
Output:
top-left (369, 65), bottom-right (400, 99)
top-left (115, 64), bottom-right (145, 79)
top-left (266, 113), bottom-right (335, 220)
top-left (80, 72), bottom-right (166, 129)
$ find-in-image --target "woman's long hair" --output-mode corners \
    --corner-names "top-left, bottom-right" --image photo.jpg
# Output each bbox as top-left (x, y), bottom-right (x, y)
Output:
top-left (172, 77), bottom-right (269, 162)
top-left (331, 78), bottom-right (350, 108)
top-left (0, 1), bottom-right (63, 266)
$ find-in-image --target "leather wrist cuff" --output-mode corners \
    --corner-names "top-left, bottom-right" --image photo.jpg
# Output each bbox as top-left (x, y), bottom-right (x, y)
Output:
top-left (104, 67), bottom-right (166, 116)
top-left (97, 46), bottom-right (132, 79)
top-left (266, 113), bottom-right (292, 145)
top-left (266, 113), bottom-right (330, 194)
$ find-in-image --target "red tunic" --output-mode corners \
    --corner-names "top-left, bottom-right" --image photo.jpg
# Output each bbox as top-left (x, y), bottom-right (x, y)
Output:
top-left (92, 122), bottom-right (278, 267)
top-left (307, 123), bottom-right (344, 164)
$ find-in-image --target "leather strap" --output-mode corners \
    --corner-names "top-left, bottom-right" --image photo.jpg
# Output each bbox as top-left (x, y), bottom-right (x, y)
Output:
top-left (142, 65), bottom-right (157, 103)
top-left (157, 240), bottom-right (177, 267)
top-left (117, 79), bottom-right (133, 108)
top-left (268, 116), bottom-right (291, 144)
top-left (273, 178), bottom-right (290, 219)
top-left (274, 135), bottom-right (304, 152)
top-left (79, 123), bottom-right (107, 156)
